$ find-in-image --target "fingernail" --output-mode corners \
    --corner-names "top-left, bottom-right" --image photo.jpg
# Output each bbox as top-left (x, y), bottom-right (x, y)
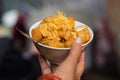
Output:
top-left (76, 37), bottom-right (81, 43)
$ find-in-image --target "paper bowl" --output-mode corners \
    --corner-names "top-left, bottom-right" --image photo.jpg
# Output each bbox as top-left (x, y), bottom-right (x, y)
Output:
top-left (29, 20), bottom-right (93, 64)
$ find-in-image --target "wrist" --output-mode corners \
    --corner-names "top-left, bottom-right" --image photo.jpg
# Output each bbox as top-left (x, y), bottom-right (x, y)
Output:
top-left (37, 73), bottom-right (62, 80)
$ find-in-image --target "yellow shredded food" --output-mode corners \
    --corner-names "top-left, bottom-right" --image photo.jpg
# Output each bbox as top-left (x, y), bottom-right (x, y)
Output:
top-left (32, 11), bottom-right (90, 48)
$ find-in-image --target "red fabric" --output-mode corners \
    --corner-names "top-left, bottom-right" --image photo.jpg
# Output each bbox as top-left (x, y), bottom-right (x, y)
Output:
top-left (37, 73), bottom-right (62, 80)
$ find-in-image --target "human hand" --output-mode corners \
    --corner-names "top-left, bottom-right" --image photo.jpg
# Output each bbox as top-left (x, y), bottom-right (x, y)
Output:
top-left (38, 37), bottom-right (85, 80)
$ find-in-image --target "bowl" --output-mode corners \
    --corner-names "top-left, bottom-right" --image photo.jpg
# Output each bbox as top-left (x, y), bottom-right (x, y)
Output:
top-left (29, 20), bottom-right (93, 64)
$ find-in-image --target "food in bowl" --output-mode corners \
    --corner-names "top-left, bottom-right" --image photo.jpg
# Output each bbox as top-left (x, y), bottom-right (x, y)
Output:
top-left (31, 11), bottom-right (90, 48)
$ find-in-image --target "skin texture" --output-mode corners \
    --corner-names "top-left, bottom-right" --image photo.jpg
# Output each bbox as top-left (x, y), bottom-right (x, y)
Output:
top-left (38, 37), bottom-right (85, 80)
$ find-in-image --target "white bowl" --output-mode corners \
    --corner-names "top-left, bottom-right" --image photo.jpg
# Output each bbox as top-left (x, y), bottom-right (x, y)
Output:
top-left (29, 20), bottom-right (93, 64)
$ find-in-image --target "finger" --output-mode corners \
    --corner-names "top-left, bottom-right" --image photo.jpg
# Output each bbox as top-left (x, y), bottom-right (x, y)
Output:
top-left (54, 37), bottom-right (82, 80)
top-left (76, 51), bottom-right (85, 78)
top-left (38, 54), bottom-right (51, 74)
top-left (65, 37), bottom-right (82, 67)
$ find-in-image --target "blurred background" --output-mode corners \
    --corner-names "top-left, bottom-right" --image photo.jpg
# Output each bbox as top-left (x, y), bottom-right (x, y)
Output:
top-left (0, 0), bottom-right (120, 80)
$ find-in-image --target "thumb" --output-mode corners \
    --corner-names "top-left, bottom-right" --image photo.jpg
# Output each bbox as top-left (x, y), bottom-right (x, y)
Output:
top-left (65, 37), bottom-right (82, 67)
top-left (54, 37), bottom-right (82, 80)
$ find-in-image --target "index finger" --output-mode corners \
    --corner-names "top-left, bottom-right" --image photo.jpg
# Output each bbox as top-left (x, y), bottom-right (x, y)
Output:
top-left (38, 54), bottom-right (51, 74)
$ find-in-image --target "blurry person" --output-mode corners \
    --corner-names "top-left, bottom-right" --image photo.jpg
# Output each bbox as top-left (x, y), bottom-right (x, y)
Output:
top-left (0, 10), bottom-right (42, 80)
top-left (0, 11), bottom-right (30, 79)
top-left (93, 0), bottom-right (120, 80)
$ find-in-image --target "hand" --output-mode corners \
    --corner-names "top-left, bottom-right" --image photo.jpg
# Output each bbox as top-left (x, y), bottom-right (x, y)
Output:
top-left (38, 38), bottom-right (85, 80)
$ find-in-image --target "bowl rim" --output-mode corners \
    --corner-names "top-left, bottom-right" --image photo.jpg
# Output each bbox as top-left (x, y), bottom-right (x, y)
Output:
top-left (29, 20), bottom-right (94, 50)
